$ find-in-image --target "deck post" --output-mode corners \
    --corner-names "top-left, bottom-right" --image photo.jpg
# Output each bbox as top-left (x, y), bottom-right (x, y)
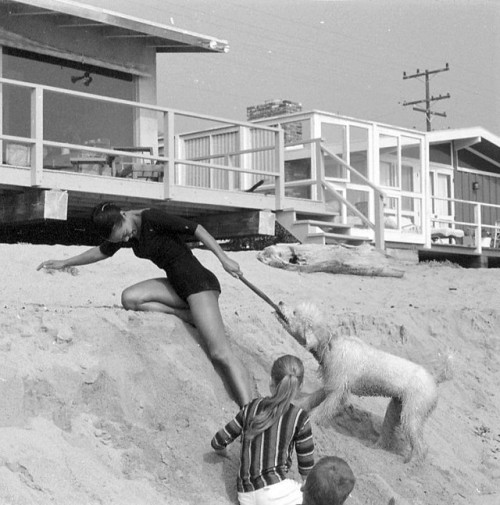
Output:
top-left (226, 154), bottom-right (235, 190)
top-left (474, 203), bottom-right (482, 254)
top-left (30, 86), bottom-right (44, 187)
top-left (164, 110), bottom-right (175, 199)
top-left (315, 139), bottom-right (324, 202)
top-left (374, 193), bottom-right (385, 250)
top-left (274, 128), bottom-right (285, 210)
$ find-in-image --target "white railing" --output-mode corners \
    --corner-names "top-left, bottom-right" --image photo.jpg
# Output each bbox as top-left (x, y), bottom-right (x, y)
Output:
top-left (253, 137), bottom-right (387, 248)
top-left (320, 144), bottom-right (386, 250)
top-left (0, 76), bottom-right (284, 208)
top-left (430, 196), bottom-right (500, 253)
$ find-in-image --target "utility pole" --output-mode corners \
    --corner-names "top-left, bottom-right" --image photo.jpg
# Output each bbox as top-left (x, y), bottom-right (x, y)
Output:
top-left (402, 63), bottom-right (450, 131)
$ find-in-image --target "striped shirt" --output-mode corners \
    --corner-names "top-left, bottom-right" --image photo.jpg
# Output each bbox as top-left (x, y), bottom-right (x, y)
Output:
top-left (211, 398), bottom-right (315, 492)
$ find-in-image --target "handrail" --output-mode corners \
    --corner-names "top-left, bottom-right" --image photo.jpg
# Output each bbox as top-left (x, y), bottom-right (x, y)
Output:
top-left (321, 145), bottom-right (386, 198)
top-left (173, 158), bottom-right (279, 177)
top-left (187, 144), bottom-right (275, 162)
top-left (285, 137), bottom-right (324, 149)
top-left (0, 77), bottom-right (279, 132)
top-left (431, 194), bottom-right (500, 209)
top-left (1, 134), bottom-right (280, 178)
top-left (322, 179), bottom-right (375, 231)
top-left (320, 143), bottom-right (385, 249)
top-left (0, 76), bottom-right (284, 207)
top-left (429, 195), bottom-right (500, 253)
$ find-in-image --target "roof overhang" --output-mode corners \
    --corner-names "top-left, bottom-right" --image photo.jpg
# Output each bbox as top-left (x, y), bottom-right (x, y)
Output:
top-left (0, 0), bottom-right (229, 53)
top-left (428, 127), bottom-right (500, 168)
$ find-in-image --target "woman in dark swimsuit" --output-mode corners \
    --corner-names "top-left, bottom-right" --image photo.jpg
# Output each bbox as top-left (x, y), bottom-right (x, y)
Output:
top-left (37, 202), bottom-right (252, 407)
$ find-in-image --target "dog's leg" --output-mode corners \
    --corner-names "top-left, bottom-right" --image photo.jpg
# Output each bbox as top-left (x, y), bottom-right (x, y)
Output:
top-left (377, 397), bottom-right (402, 451)
top-left (403, 418), bottom-right (426, 463)
top-left (401, 386), bottom-right (437, 463)
top-left (402, 405), bottom-right (433, 463)
top-left (295, 388), bottom-right (328, 412)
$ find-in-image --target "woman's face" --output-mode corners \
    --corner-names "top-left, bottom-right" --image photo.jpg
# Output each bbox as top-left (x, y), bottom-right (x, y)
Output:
top-left (108, 212), bottom-right (138, 243)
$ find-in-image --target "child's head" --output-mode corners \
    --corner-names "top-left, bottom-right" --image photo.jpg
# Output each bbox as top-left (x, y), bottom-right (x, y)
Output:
top-left (302, 456), bottom-right (355, 505)
top-left (245, 355), bottom-right (304, 440)
top-left (270, 354), bottom-right (304, 394)
top-left (91, 202), bottom-right (124, 240)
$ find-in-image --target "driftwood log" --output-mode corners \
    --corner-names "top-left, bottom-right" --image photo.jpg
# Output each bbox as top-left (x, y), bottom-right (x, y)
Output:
top-left (257, 243), bottom-right (405, 278)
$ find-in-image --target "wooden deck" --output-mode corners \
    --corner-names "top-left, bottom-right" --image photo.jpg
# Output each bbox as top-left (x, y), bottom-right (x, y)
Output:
top-left (0, 163), bottom-right (332, 242)
top-left (418, 242), bottom-right (500, 268)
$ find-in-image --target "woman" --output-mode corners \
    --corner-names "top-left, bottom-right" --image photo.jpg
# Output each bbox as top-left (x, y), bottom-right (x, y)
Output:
top-left (211, 355), bottom-right (315, 505)
top-left (37, 202), bottom-right (252, 407)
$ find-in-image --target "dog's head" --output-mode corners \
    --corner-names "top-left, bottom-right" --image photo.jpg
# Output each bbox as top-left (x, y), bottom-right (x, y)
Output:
top-left (278, 301), bottom-right (327, 351)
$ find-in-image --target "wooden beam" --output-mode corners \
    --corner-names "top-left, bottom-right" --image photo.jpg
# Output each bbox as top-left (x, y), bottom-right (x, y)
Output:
top-left (0, 189), bottom-right (68, 224)
top-left (196, 210), bottom-right (275, 239)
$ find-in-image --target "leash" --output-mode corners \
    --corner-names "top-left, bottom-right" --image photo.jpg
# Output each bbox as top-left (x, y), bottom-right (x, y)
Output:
top-left (238, 275), bottom-right (289, 324)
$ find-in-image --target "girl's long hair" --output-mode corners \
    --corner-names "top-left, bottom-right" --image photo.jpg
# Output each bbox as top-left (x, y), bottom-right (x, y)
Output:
top-left (245, 355), bottom-right (304, 440)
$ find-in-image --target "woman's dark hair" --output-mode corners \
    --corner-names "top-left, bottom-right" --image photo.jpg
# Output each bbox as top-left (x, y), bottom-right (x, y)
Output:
top-left (245, 354), bottom-right (304, 440)
top-left (302, 456), bottom-right (355, 505)
top-left (91, 202), bottom-right (123, 239)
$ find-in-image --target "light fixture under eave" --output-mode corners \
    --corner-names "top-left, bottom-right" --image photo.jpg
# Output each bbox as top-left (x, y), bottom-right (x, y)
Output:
top-left (71, 71), bottom-right (93, 86)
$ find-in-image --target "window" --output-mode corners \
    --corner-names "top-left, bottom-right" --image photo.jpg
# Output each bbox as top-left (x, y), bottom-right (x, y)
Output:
top-left (349, 126), bottom-right (369, 184)
top-left (379, 134), bottom-right (398, 187)
top-left (321, 123), bottom-right (347, 179)
top-left (380, 160), bottom-right (398, 187)
top-left (2, 49), bottom-right (135, 147)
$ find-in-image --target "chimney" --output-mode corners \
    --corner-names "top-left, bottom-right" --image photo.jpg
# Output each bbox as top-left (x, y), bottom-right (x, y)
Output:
top-left (247, 99), bottom-right (303, 144)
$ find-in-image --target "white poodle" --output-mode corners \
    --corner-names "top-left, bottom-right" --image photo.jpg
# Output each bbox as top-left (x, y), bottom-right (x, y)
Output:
top-left (279, 302), bottom-right (438, 463)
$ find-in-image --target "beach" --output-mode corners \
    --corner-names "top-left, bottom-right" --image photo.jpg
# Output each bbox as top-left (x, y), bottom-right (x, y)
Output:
top-left (0, 243), bottom-right (499, 504)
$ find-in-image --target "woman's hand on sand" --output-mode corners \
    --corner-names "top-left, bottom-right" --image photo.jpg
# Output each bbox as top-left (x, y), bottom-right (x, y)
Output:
top-left (37, 259), bottom-right (66, 271)
top-left (222, 257), bottom-right (242, 278)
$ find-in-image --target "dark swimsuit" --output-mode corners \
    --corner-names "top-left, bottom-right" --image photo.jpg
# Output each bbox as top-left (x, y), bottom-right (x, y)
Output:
top-left (99, 209), bottom-right (221, 302)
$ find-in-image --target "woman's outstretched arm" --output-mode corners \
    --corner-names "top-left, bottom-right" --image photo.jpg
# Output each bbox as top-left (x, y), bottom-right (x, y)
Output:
top-left (37, 246), bottom-right (108, 271)
top-left (194, 225), bottom-right (242, 278)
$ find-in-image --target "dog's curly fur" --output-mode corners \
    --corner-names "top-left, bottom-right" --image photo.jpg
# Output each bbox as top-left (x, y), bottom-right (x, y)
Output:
top-left (280, 302), bottom-right (438, 463)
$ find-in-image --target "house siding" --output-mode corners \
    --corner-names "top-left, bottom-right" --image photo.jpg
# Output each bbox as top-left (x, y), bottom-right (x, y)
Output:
top-left (455, 169), bottom-right (500, 226)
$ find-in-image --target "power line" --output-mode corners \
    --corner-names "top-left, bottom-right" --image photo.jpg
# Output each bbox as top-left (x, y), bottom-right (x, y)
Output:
top-left (402, 64), bottom-right (451, 131)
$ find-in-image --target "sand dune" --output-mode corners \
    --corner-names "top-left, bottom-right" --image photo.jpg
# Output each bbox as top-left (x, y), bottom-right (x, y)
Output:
top-left (0, 243), bottom-right (499, 504)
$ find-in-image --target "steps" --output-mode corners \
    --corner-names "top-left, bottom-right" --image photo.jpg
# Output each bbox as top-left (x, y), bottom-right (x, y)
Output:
top-left (276, 209), bottom-right (373, 246)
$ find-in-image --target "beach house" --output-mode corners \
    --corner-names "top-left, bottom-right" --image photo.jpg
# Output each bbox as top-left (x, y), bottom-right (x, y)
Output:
top-left (1, 0), bottom-right (499, 266)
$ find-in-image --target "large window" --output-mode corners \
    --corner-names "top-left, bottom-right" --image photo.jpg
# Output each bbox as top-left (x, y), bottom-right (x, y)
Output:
top-left (321, 123), bottom-right (347, 179)
top-left (2, 49), bottom-right (135, 147)
top-left (349, 126), bottom-right (368, 184)
top-left (378, 133), bottom-right (423, 233)
top-left (379, 134), bottom-right (399, 187)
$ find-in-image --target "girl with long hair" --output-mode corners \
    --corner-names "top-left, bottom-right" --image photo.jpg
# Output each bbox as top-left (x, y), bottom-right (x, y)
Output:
top-left (37, 202), bottom-right (252, 407)
top-left (211, 354), bottom-right (315, 505)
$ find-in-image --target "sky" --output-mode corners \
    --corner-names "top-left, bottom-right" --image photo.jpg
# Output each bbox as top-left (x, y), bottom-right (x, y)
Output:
top-left (84, 0), bottom-right (499, 135)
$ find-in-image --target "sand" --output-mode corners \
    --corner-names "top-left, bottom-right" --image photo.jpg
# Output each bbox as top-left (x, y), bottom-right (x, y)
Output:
top-left (0, 243), bottom-right (499, 505)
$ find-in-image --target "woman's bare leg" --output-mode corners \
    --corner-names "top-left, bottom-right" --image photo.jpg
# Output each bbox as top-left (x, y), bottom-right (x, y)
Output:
top-left (187, 290), bottom-right (252, 407)
top-left (121, 278), bottom-right (193, 324)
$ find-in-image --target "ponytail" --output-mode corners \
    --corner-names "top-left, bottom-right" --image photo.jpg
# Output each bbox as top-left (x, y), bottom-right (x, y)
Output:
top-left (245, 355), bottom-right (304, 440)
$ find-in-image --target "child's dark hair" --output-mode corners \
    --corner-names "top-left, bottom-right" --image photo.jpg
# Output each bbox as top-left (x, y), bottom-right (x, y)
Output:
top-left (245, 354), bottom-right (304, 440)
top-left (302, 456), bottom-right (355, 505)
top-left (91, 202), bottom-right (123, 239)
